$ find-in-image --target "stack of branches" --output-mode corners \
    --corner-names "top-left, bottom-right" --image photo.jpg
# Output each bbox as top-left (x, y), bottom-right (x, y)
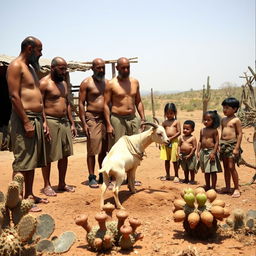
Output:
top-left (237, 66), bottom-right (256, 184)
top-left (237, 66), bottom-right (256, 128)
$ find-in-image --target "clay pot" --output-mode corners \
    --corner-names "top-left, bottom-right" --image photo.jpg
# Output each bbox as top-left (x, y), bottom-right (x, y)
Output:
top-left (103, 234), bottom-right (112, 250)
top-left (116, 210), bottom-right (129, 229)
top-left (93, 238), bottom-right (102, 250)
top-left (102, 203), bottom-right (115, 220)
top-left (75, 214), bottom-right (91, 233)
top-left (120, 224), bottom-right (133, 239)
top-left (95, 212), bottom-right (108, 231)
top-left (129, 218), bottom-right (141, 232)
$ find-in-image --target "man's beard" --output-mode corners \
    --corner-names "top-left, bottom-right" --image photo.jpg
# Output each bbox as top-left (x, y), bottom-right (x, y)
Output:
top-left (54, 71), bottom-right (65, 82)
top-left (118, 71), bottom-right (130, 79)
top-left (94, 72), bottom-right (105, 81)
top-left (28, 54), bottom-right (40, 72)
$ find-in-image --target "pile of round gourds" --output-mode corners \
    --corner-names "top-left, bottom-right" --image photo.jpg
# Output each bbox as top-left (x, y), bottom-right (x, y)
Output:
top-left (172, 187), bottom-right (230, 238)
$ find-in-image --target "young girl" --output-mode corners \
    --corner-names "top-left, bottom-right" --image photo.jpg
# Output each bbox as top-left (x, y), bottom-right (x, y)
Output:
top-left (160, 103), bottom-right (181, 182)
top-left (197, 110), bottom-right (222, 190)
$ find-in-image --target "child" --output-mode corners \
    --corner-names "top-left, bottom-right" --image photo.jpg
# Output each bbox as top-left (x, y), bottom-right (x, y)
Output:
top-left (160, 103), bottom-right (181, 182)
top-left (220, 97), bottom-right (242, 198)
top-left (197, 111), bottom-right (222, 190)
top-left (178, 120), bottom-right (197, 184)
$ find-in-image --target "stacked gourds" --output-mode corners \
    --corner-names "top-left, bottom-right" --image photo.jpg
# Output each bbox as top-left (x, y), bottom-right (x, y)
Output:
top-left (172, 187), bottom-right (230, 239)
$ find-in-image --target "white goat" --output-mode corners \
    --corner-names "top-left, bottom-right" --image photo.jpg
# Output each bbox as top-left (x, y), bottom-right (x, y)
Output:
top-left (99, 123), bottom-right (170, 209)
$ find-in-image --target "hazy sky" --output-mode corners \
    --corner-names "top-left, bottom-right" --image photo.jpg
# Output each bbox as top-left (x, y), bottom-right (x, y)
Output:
top-left (1, 0), bottom-right (255, 92)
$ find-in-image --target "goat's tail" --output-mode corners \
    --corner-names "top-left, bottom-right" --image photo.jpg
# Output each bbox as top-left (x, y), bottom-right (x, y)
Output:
top-left (98, 165), bottom-right (111, 175)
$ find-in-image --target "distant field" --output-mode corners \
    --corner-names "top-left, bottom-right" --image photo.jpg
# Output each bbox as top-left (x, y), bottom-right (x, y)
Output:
top-left (142, 87), bottom-right (245, 114)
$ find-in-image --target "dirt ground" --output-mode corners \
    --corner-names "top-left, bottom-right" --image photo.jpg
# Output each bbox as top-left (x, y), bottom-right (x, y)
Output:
top-left (0, 110), bottom-right (255, 256)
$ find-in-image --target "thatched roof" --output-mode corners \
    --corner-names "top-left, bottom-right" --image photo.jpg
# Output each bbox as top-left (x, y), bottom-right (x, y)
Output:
top-left (0, 55), bottom-right (138, 73)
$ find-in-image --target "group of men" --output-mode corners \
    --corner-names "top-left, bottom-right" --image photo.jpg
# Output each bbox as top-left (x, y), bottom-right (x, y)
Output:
top-left (7, 36), bottom-right (146, 210)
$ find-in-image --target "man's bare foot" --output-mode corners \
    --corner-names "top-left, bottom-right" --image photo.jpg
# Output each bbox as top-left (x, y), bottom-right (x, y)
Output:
top-left (58, 184), bottom-right (75, 192)
top-left (43, 186), bottom-right (57, 197)
top-left (232, 190), bottom-right (241, 198)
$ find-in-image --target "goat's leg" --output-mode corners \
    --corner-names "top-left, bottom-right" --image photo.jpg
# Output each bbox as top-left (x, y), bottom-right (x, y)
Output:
top-left (127, 167), bottom-right (137, 194)
top-left (113, 176), bottom-right (125, 209)
top-left (100, 172), bottom-right (109, 210)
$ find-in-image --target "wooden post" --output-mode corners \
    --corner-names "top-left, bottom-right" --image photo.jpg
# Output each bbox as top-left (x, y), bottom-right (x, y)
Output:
top-left (202, 76), bottom-right (211, 121)
top-left (151, 88), bottom-right (155, 121)
top-left (111, 63), bottom-right (116, 78)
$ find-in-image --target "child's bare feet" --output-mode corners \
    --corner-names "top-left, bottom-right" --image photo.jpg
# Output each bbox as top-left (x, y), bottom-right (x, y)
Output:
top-left (232, 189), bottom-right (241, 198)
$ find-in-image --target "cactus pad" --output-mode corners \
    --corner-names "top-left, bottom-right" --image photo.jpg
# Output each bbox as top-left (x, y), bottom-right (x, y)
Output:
top-left (33, 214), bottom-right (55, 240)
top-left (6, 181), bottom-right (21, 209)
top-left (11, 199), bottom-right (34, 225)
top-left (36, 239), bottom-right (55, 253)
top-left (0, 203), bottom-right (10, 228)
top-left (0, 192), bottom-right (4, 203)
top-left (13, 173), bottom-right (24, 194)
top-left (17, 214), bottom-right (37, 242)
top-left (52, 231), bottom-right (76, 253)
top-left (0, 228), bottom-right (22, 256)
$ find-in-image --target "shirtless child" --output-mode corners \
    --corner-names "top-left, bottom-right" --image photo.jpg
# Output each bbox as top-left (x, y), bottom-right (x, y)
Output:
top-left (178, 120), bottom-right (197, 184)
top-left (160, 103), bottom-right (181, 182)
top-left (220, 97), bottom-right (242, 198)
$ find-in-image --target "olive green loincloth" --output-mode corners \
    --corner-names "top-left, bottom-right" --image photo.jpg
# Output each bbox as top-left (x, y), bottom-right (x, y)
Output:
top-left (10, 111), bottom-right (47, 171)
top-left (45, 115), bottom-right (73, 163)
top-left (199, 148), bottom-right (222, 173)
top-left (179, 153), bottom-right (197, 172)
top-left (109, 113), bottom-right (140, 149)
top-left (219, 139), bottom-right (243, 165)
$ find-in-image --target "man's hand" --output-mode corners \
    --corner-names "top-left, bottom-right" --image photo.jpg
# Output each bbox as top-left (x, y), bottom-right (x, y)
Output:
top-left (233, 148), bottom-right (239, 157)
top-left (83, 124), bottom-right (90, 137)
top-left (209, 152), bottom-right (215, 161)
top-left (106, 124), bottom-right (114, 138)
top-left (71, 124), bottom-right (77, 138)
top-left (43, 121), bottom-right (51, 141)
top-left (24, 121), bottom-right (35, 137)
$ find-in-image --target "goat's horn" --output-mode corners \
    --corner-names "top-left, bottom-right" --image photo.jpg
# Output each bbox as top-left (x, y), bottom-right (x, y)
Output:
top-left (153, 117), bottom-right (160, 124)
top-left (141, 122), bottom-right (158, 129)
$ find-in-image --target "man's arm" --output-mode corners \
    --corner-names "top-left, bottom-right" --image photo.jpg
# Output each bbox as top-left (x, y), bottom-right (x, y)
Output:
top-left (7, 62), bottom-right (34, 137)
top-left (39, 77), bottom-right (50, 140)
top-left (103, 80), bottom-right (114, 135)
top-left (78, 79), bottom-right (89, 137)
top-left (134, 81), bottom-right (146, 121)
top-left (65, 81), bottom-right (77, 137)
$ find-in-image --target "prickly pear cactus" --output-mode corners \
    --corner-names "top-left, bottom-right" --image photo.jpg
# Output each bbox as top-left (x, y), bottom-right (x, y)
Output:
top-left (6, 181), bottom-right (21, 209)
top-left (17, 214), bottom-right (37, 242)
top-left (12, 199), bottom-right (34, 226)
top-left (33, 214), bottom-right (55, 240)
top-left (13, 173), bottom-right (24, 194)
top-left (0, 228), bottom-right (22, 256)
top-left (0, 203), bottom-right (10, 229)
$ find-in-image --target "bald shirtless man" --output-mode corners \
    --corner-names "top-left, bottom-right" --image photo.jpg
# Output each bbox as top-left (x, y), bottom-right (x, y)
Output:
top-left (104, 57), bottom-right (146, 185)
top-left (7, 36), bottom-right (49, 209)
top-left (40, 57), bottom-right (76, 196)
top-left (79, 58), bottom-right (108, 188)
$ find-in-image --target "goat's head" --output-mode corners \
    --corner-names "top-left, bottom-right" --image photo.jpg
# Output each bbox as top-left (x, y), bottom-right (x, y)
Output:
top-left (141, 122), bottom-right (170, 145)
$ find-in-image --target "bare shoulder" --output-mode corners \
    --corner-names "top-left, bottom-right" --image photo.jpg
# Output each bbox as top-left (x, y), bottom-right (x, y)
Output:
top-left (162, 120), bottom-right (168, 127)
top-left (234, 116), bottom-right (241, 123)
top-left (80, 76), bottom-right (92, 88)
top-left (7, 58), bottom-right (23, 73)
